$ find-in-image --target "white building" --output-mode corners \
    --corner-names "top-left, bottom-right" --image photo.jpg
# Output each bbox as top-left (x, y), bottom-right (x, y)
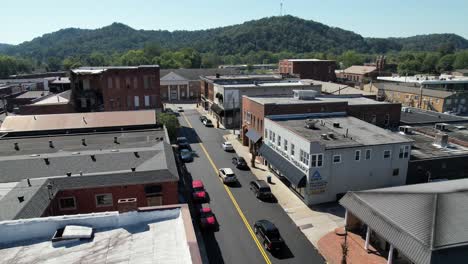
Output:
top-left (260, 113), bottom-right (413, 205)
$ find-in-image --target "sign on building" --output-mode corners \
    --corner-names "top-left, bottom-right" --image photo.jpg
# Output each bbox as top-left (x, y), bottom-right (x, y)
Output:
top-left (309, 170), bottom-right (327, 194)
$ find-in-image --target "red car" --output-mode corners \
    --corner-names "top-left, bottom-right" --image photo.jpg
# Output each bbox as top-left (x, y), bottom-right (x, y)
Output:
top-left (199, 207), bottom-right (217, 229)
top-left (192, 180), bottom-right (208, 202)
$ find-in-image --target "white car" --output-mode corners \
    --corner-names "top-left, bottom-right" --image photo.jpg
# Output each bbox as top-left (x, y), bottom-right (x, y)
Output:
top-left (221, 141), bottom-right (234, 151)
top-left (218, 168), bottom-right (237, 184)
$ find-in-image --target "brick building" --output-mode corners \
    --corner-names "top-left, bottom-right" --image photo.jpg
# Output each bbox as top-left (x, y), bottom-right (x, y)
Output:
top-left (0, 111), bottom-right (179, 221)
top-left (18, 90), bottom-right (75, 115)
top-left (70, 66), bottom-right (161, 112)
top-left (242, 93), bottom-right (401, 150)
top-left (278, 59), bottom-right (337, 81)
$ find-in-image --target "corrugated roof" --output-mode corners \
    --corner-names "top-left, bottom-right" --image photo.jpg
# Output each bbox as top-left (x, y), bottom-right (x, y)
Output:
top-left (0, 110), bottom-right (157, 132)
top-left (340, 179), bottom-right (468, 264)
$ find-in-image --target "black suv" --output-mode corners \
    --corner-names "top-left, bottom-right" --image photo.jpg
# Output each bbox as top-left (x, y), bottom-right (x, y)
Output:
top-left (176, 137), bottom-right (190, 150)
top-left (250, 180), bottom-right (273, 200)
top-left (254, 220), bottom-right (284, 251)
top-left (232, 156), bottom-right (248, 169)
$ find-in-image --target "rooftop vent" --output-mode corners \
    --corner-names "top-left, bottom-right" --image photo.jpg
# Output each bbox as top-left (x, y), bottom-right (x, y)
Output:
top-left (66, 172), bottom-right (72, 177)
top-left (52, 225), bottom-right (94, 243)
top-left (333, 122), bottom-right (340, 128)
top-left (434, 133), bottom-right (449, 148)
top-left (90, 155), bottom-right (96, 162)
top-left (435, 123), bottom-right (448, 131)
top-left (134, 152), bottom-right (140, 158)
top-left (18, 196), bottom-right (25, 203)
top-left (131, 167), bottom-right (136, 172)
top-left (216, 73), bottom-right (220, 78)
top-left (328, 132), bottom-right (335, 139)
top-left (304, 119), bottom-right (318, 129)
top-left (27, 178), bottom-right (31, 187)
top-left (293, 90), bottom-right (317, 100)
top-left (49, 140), bottom-right (54, 148)
top-left (321, 134), bottom-right (329, 140)
top-left (81, 138), bottom-right (87, 146)
top-left (14, 142), bottom-right (19, 151)
top-left (44, 158), bottom-right (50, 165)
top-left (399, 126), bottom-right (412, 135)
top-left (114, 136), bottom-right (119, 144)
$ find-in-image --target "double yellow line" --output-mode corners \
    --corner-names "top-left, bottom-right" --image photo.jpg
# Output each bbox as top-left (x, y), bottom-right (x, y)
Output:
top-left (182, 112), bottom-right (272, 264)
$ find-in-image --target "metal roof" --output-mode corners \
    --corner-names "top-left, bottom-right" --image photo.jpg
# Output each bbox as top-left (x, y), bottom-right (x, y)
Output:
top-left (376, 83), bottom-right (455, 98)
top-left (340, 179), bottom-right (468, 264)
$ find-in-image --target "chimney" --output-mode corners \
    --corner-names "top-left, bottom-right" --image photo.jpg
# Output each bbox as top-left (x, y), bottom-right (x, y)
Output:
top-left (117, 198), bottom-right (138, 213)
top-left (49, 140), bottom-right (54, 148)
top-left (434, 133), bottom-right (449, 148)
top-left (14, 142), bottom-right (19, 151)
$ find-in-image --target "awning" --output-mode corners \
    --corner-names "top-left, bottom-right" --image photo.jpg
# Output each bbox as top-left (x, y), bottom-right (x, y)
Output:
top-left (210, 104), bottom-right (224, 115)
top-left (245, 129), bottom-right (262, 143)
top-left (259, 144), bottom-right (306, 188)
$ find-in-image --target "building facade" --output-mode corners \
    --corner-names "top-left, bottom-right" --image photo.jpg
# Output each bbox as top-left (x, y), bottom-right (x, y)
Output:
top-left (260, 113), bottom-right (412, 205)
top-left (278, 59), bottom-right (337, 81)
top-left (70, 66), bottom-right (161, 112)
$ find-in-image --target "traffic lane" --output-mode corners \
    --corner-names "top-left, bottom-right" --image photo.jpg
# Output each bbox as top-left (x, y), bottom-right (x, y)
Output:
top-left (178, 114), bottom-right (267, 264)
top-left (185, 110), bottom-right (325, 263)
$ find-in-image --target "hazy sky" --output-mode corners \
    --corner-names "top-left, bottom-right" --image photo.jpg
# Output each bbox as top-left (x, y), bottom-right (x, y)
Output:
top-left (2, 0), bottom-right (467, 44)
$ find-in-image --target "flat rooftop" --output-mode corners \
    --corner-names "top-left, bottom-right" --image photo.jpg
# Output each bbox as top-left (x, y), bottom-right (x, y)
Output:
top-left (0, 206), bottom-right (201, 264)
top-left (202, 74), bottom-right (283, 82)
top-left (72, 65), bottom-right (159, 75)
top-left (222, 81), bottom-right (315, 89)
top-left (400, 107), bottom-right (468, 125)
top-left (407, 132), bottom-right (468, 160)
top-left (304, 80), bottom-right (375, 96)
top-left (0, 110), bottom-right (157, 133)
top-left (247, 95), bottom-right (389, 106)
top-left (378, 74), bottom-right (468, 84)
top-left (32, 90), bottom-right (71, 105)
top-left (270, 114), bottom-right (411, 149)
top-left (14, 91), bottom-right (50, 99)
top-left (284, 59), bottom-right (335, 62)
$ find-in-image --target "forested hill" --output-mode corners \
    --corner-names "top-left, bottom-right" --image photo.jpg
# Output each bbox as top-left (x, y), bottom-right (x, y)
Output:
top-left (2, 15), bottom-right (468, 61)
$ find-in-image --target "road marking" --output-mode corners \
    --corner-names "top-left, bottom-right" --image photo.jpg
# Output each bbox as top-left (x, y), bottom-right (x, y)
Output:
top-left (181, 112), bottom-right (272, 264)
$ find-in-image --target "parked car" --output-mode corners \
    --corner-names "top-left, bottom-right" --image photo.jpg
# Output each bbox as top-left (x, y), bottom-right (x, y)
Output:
top-left (232, 156), bottom-right (248, 169)
top-left (199, 116), bottom-right (207, 122)
top-left (199, 207), bottom-right (217, 229)
top-left (192, 180), bottom-right (208, 202)
top-left (218, 168), bottom-right (237, 184)
top-left (178, 106), bottom-right (184, 112)
top-left (176, 137), bottom-right (190, 150)
top-left (254, 220), bottom-right (284, 251)
top-left (180, 149), bottom-right (193, 162)
top-left (221, 141), bottom-right (234, 151)
top-left (203, 119), bottom-right (213, 127)
top-left (250, 180), bottom-right (273, 200)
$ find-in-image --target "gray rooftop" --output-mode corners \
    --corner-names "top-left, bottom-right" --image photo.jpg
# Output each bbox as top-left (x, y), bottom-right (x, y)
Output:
top-left (271, 114), bottom-right (412, 149)
top-left (247, 95), bottom-right (389, 106)
top-left (407, 132), bottom-right (468, 159)
top-left (340, 179), bottom-right (468, 264)
top-left (400, 107), bottom-right (468, 125)
top-left (375, 83), bottom-right (455, 98)
top-left (160, 68), bottom-right (241, 80)
top-left (13, 91), bottom-right (50, 99)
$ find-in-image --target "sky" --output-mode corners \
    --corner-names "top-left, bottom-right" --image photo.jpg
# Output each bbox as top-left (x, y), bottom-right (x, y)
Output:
top-left (1, 0), bottom-right (467, 45)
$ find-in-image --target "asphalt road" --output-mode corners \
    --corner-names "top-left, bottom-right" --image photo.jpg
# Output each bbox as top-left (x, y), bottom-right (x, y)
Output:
top-left (177, 109), bottom-right (324, 264)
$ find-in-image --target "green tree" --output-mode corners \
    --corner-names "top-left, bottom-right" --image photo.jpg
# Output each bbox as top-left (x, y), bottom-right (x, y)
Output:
top-left (46, 57), bottom-right (62, 71)
top-left (157, 113), bottom-right (179, 141)
top-left (398, 60), bottom-right (421, 75)
top-left (143, 43), bottom-right (162, 58)
top-left (87, 52), bottom-right (107, 66)
top-left (62, 57), bottom-right (83, 70)
top-left (453, 51), bottom-right (468, 69)
top-left (436, 54), bottom-right (456, 73)
top-left (421, 53), bottom-right (440, 73)
top-left (340, 51), bottom-right (364, 68)
top-left (119, 50), bottom-right (150, 66)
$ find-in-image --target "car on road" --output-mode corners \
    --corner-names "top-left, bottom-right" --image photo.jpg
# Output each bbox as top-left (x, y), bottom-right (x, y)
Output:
top-left (199, 207), bottom-right (217, 229)
top-left (218, 168), bottom-right (237, 184)
top-left (232, 156), bottom-right (248, 169)
top-left (199, 115), bottom-right (207, 122)
top-left (221, 141), bottom-right (234, 152)
top-left (177, 106), bottom-right (184, 112)
top-left (249, 180), bottom-right (273, 200)
top-left (202, 119), bottom-right (213, 127)
top-left (180, 149), bottom-right (193, 162)
top-left (254, 220), bottom-right (284, 251)
top-left (176, 137), bottom-right (190, 150)
top-left (192, 180), bottom-right (208, 202)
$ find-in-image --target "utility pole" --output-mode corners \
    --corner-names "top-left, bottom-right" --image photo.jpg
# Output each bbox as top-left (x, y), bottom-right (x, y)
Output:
top-left (280, 1), bottom-right (283, 16)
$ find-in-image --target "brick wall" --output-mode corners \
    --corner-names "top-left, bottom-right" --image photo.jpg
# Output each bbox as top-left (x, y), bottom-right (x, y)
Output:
top-left (49, 181), bottom-right (178, 216)
top-left (347, 103), bottom-right (401, 128)
top-left (279, 60), bottom-right (336, 81)
top-left (19, 103), bottom-right (75, 115)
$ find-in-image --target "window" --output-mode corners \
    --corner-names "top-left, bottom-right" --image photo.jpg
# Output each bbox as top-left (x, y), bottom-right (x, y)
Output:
top-left (300, 150), bottom-right (310, 165)
top-left (59, 197), bottom-right (76, 210)
top-left (384, 114), bottom-right (390, 126)
top-left (83, 79), bottom-right (90, 90)
top-left (355, 150), bottom-right (361, 161)
top-left (125, 77), bottom-right (131, 89)
top-left (291, 144), bottom-right (295, 156)
top-left (107, 77), bottom-right (113, 89)
top-left (144, 95), bottom-right (150, 107)
top-left (284, 139), bottom-right (288, 151)
top-left (278, 136), bottom-right (281, 147)
top-left (365, 149), bottom-right (371, 160)
top-left (446, 99), bottom-right (452, 105)
top-left (393, 168), bottom-right (400, 176)
top-left (133, 77), bottom-right (138, 89)
top-left (115, 77), bottom-right (120, 89)
top-left (134, 96), bottom-right (140, 108)
top-left (269, 130), bottom-right (272, 141)
top-left (127, 96), bottom-right (133, 109)
top-left (311, 154), bottom-right (323, 167)
top-left (95, 194), bottom-right (113, 207)
top-left (400, 145), bottom-right (410, 159)
top-left (384, 150), bottom-right (391, 159)
top-left (144, 76), bottom-right (150, 89)
top-left (333, 155), bottom-right (341, 163)
top-left (272, 132), bottom-right (276, 143)
top-left (264, 130), bottom-right (268, 139)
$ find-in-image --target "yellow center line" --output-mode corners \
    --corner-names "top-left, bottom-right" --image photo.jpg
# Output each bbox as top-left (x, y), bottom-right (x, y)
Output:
top-left (182, 112), bottom-right (272, 264)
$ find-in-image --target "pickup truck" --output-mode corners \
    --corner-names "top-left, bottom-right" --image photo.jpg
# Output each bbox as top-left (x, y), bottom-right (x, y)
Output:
top-left (254, 220), bottom-right (284, 251)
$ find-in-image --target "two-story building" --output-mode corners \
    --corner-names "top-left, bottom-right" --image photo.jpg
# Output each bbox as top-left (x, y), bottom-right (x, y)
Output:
top-left (278, 59), bottom-right (337, 81)
top-left (260, 113), bottom-right (412, 205)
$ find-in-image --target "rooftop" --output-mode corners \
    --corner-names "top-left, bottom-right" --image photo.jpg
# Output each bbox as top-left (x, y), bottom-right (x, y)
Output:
top-left (32, 90), bottom-right (71, 105)
top-left (284, 59), bottom-right (335, 62)
top-left (201, 74), bottom-right (283, 83)
top-left (270, 114), bottom-right (411, 149)
top-left (13, 91), bottom-right (50, 99)
top-left (340, 179), bottom-right (468, 264)
top-left (400, 107), bottom-right (468, 125)
top-left (404, 130), bottom-right (468, 160)
top-left (71, 65), bottom-right (159, 75)
top-left (375, 83), bottom-right (454, 98)
top-left (247, 94), bottom-right (389, 106)
top-left (221, 80), bottom-right (314, 89)
top-left (378, 74), bottom-right (468, 85)
top-left (0, 205), bottom-right (201, 264)
top-left (160, 68), bottom-right (241, 81)
top-left (342, 65), bottom-right (377, 75)
top-left (305, 80), bottom-right (375, 96)
top-left (0, 110), bottom-right (157, 134)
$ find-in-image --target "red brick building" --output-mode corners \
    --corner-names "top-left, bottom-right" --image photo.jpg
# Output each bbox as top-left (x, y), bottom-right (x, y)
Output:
top-left (70, 66), bottom-right (161, 112)
top-left (241, 94), bottom-right (401, 148)
top-left (278, 59), bottom-right (337, 81)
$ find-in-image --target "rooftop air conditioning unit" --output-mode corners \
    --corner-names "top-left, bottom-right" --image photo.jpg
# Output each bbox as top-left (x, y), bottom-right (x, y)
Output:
top-left (434, 133), bottom-right (449, 148)
top-left (435, 123), bottom-right (448, 131)
top-left (293, 90), bottom-right (317, 100)
top-left (305, 119), bottom-right (318, 129)
top-left (399, 126), bottom-right (412, 134)
top-left (321, 134), bottom-right (329, 140)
